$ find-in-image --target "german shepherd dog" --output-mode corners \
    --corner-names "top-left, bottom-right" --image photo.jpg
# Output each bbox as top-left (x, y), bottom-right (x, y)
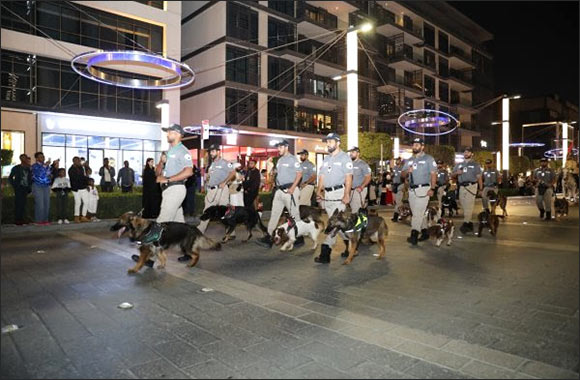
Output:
top-left (477, 209), bottom-right (500, 237)
top-left (554, 197), bottom-right (569, 219)
top-left (325, 209), bottom-right (388, 265)
top-left (441, 189), bottom-right (459, 217)
top-left (110, 211), bottom-right (141, 241)
top-left (111, 213), bottom-right (221, 273)
top-left (199, 205), bottom-right (267, 243)
top-left (487, 190), bottom-right (508, 217)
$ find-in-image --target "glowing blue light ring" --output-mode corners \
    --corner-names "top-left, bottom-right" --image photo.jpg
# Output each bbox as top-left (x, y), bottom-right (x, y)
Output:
top-left (398, 109), bottom-right (460, 136)
top-left (509, 142), bottom-right (545, 148)
top-left (71, 50), bottom-right (195, 89)
top-left (544, 148), bottom-right (579, 159)
top-left (183, 125), bottom-right (239, 136)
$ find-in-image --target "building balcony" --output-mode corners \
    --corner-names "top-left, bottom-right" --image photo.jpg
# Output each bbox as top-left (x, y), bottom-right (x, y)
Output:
top-left (373, 6), bottom-right (423, 45)
top-left (296, 3), bottom-right (341, 44)
top-left (296, 76), bottom-right (342, 111)
top-left (448, 69), bottom-right (474, 91)
top-left (376, 74), bottom-right (424, 98)
top-left (449, 45), bottom-right (475, 70)
top-left (451, 98), bottom-right (475, 112)
top-left (386, 50), bottom-right (437, 75)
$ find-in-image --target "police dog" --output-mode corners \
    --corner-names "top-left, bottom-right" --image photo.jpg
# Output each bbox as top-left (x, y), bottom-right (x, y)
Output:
top-left (425, 206), bottom-right (441, 227)
top-left (325, 209), bottom-right (388, 265)
top-left (272, 217), bottom-right (322, 251)
top-left (281, 205), bottom-right (325, 228)
top-left (477, 209), bottom-right (499, 237)
top-left (427, 218), bottom-right (455, 247)
top-left (487, 190), bottom-right (508, 217)
top-left (554, 197), bottom-right (569, 219)
top-left (111, 213), bottom-right (221, 273)
top-left (397, 201), bottom-right (413, 223)
top-left (441, 189), bottom-right (459, 217)
top-left (110, 210), bottom-right (144, 241)
top-left (199, 205), bottom-right (267, 243)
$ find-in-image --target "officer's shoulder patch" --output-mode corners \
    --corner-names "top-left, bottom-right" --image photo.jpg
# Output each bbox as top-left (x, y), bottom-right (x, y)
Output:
top-left (184, 154), bottom-right (192, 161)
top-left (432, 161), bottom-right (437, 167)
top-left (346, 162), bottom-right (353, 169)
top-left (227, 162), bottom-right (233, 168)
top-left (294, 162), bottom-right (301, 168)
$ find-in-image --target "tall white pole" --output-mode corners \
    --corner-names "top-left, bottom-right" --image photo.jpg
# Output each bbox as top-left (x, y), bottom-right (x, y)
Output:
top-left (393, 137), bottom-right (400, 159)
top-left (346, 29), bottom-right (359, 149)
top-left (157, 100), bottom-right (170, 152)
top-left (562, 122), bottom-right (568, 168)
top-left (496, 151), bottom-right (502, 171)
top-left (501, 97), bottom-right (510, 173)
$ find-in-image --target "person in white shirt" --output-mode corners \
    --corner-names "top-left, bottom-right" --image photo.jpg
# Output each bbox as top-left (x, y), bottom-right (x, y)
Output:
top-left (229, 163), bottom-right (245, 207)
top-left (86, 178), bottom-right (100, 222)
top-left (51, 168), bottom-right (71, 224)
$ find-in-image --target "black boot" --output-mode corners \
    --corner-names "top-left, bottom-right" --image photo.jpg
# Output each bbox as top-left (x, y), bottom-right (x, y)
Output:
top-left (418, 229), bottom-right (429, 241)
top-left (131, 254), bottom-right (154, 268)
top-left (255, 234), bottom-right (273, 248)
top-left (407, 230), bottom-right (419, 245)
top-left (177, 254), bottom-right (193, 262)
top-left (539, 208), bottom-right (545, 219)
top-left (294, 236), bottom-right (305, 248)
top-left (341, 240), bottom-right (350, 257)
top-left (467, 222), bottom-right (474, 231)
top-left (459, 222), bottom-right (469, 234)
top-left (391, 212), bottom-right (399, 222)
top-left (315, 244), bottom-right (331, 264)
top-left (545, 211), bottom-right (552, 221)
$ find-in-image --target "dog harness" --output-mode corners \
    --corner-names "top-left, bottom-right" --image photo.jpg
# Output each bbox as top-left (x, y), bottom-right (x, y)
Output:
top-left (345, 212), bottom-right (368, 233)
top-left (138, 222), bottom-right (164, 245)
top-left (285, 216), bottom-right (299, 236)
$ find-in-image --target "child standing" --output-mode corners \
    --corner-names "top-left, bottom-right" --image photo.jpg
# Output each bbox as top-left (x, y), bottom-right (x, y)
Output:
top-left (51, 168), bottom-right (71, 224)
top-left (87, 178), bottom-right (100, 222)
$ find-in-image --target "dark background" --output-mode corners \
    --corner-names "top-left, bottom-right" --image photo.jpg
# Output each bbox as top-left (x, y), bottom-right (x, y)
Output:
top-left (449, 1), bottom-right (579, 104)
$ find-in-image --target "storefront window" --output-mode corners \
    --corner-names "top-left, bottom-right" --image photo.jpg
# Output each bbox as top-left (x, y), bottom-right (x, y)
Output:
top-left (1, 131), bottom-right (25, 177)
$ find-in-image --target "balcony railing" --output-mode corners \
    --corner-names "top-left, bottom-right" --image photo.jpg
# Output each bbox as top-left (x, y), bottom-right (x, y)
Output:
top-left (297, 76), bottom-right (339, 100)
top-left (449, 69), bottom-right (473, 85)
top-left (449, 45), bottom-right (473, 63)
top-left (297, 2), bottom-right (338, 30)
top-left (372, 6), bottom-right (422, 39)
top-left (387, 50), bottom-right (426, 68)
top-left (384, 74), bottom-right (423, 92)
top-left (294, 39), bottom-right (345, 66)
top-left (451, 98), bottom-right (473, 107)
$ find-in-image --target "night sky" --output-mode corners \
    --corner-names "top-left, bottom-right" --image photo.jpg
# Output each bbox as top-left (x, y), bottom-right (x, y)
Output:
top-left (449, 1), bottom-right (579, 104)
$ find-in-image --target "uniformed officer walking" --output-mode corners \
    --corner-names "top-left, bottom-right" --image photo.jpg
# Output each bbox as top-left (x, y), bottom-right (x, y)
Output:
top-left (298, 149), bottom-right (316, 206)
top-left (348, 147), bottom-right (371, 213)
top-left (197, 144), bottom-right (235, 234)
top-left (401, 137), bottom-right (437, 245)
top-left (435, 160), bottom-right (449, 210)
top-left (390, 157), bottom-right (405, 222)
top-left (533, 157), bottom-right (556, 221)
top-left (256, 140), bottom-right (303, 248)
top-left (481, 158), bottom-right (502, 212)
top-left (315, 133), bottom-right (353, 263)
top-left (135, 123), bottom-right (193, 263)
top-left (452, 147), bottom-right (483, 234)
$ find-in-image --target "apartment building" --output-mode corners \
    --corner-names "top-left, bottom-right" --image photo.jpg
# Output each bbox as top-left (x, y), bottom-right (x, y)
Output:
top-left (180, 1), bottom-right (494, 168)
top-left (1, 1), bottom-right (182, 182)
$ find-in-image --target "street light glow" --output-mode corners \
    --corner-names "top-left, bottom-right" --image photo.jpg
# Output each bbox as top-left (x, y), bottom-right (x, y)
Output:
top-left (331, 74), bottom-right (343, 81)
top-left (502, 97), bottom-right (510, 172)
top-left (511, 95), bottom-right (521, 100)
top-left (360, 23), bottom-right (373, 33)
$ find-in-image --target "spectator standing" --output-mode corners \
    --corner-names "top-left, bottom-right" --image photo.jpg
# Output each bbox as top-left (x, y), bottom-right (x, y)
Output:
top-left (8, 154), bottom-right (32, 225)
top-left (86, 178), bottom-right (100, 222)
top-left (51, 168), bottom-right (71, 224)
top-left (517, 174), bottom-right (525, 196)
top-left (69, 156), bottom-right (90, 223)
top-left (49, 159), bottom-right (60, 185)
top-left (182, 171), bottom-right (197, 217)
top-left (99, 158), bottom-right (116, 192)
top-left (117, 161), bottom-right (135, 192)
top-left (243, 158), bottom-right (261, 210)
top-left (31, 152), bottom-right (52, 225)
top-left (142, 158), bottom-right (161, 218)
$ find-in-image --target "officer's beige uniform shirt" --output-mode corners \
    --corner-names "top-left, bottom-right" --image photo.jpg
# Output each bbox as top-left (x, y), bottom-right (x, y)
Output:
top-left (197, 157), bottom-right (234, 233)
top-left (402, 152), bottom-right (436, 231)
top-left (266, 154), bottom-right (302, 235)
top-left (350, 158), bottom-right (371, 213)
top-left (453, 159), bottom-right (482, 223)
top-left (534, 167), bottom-right (555, 213)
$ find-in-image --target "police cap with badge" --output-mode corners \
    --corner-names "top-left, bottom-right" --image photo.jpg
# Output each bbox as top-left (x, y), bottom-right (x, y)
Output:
top-left (162, 123), bottom-right (185, 136)
top-left (322, 133), bottom-right (341, 142)
top-left (275, 139), bottom-right (290, 147)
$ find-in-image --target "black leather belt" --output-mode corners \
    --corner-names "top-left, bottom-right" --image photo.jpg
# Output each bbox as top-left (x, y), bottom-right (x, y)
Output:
top-left (208, 185), bottom-right (219, 190)
top-left (484, 183), bottom-right (498, 187)
top-left (461, 182), bottom-right (477, 186)
top-left (162, 181), bottom-right (185, 190)
top-left (277, 183), bottom-right (293, 190)
top-left (410, 184), bottom-right (430, 189)
top-left (324, 184), bottom-right (344, 191)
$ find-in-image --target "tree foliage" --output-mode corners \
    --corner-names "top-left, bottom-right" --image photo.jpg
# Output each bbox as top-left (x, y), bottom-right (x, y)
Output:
top-left (1, 149), bottom-right (13, 166)
top-left (510, 156), bottom-right (532, 175)
top-left (424, 145), bottom-right (455, 166)
top-left (472, 150), bottom-right (494, 167)
top-left (339, 132), bottom-right (392, 164)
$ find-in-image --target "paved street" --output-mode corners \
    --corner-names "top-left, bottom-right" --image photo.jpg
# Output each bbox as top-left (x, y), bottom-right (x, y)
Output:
top-left (1, 198), bottom-right (579, 379)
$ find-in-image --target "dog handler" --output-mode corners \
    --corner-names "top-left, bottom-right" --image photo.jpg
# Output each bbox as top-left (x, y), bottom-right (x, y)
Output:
top-left (436, 160), bottom-right (449, 210)
top-left (197, 144), bottom-right (236, 234)
top-left (481, 158), bottom-right (501, 212)
top-left (135, 123), bottom-right (193, 263)
top-left (391, 157), bottom-right (405, 222)
top-left (348, 147), bottom-right (372, 213)
top-left (452, 147), bottom-right (483, 235)
top-left (314, 133), bottom-right (353, 263)
top-left (298, 149), bottom-right (316, 206)
top-left (256, 139), bottom-right (303, 248)
top-left (401, 137), bottom-right (437, 245)
top-left (534, 157), bottom-right (556, 221)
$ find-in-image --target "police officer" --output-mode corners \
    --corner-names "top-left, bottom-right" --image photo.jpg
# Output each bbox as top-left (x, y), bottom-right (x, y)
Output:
top-left (452, 147), bottom-right (483, 234)
top-left (348, 147), bottom-right (372, 213)
top-left (435, 160), bottom-right (449, 210)
top-left (533, 157), bottom-right (556, 221)
top-left (256, 140), bottom-right (303, 248)
top-left (401, 137), bottom-right (437, 245)
top-left (298, 149), bottom-right (316, 206)
top-left (315, 133), bottom-right (353, 263)
top-left (481, 159), bottom-right (502, 212)
top-left (391, 157), bottom-right (405, 222)
top-left (197, 144), bottom-right (235, 234)
top-left (135, 123), bottom-right (193, 263)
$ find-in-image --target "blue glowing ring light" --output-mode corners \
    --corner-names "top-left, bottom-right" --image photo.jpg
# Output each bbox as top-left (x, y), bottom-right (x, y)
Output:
top-left (397, 109), bottom-right (460, 136)
top-left (544, 148), bottom-right (579, 159)
top-left (182, 125), bottom-right (238, 135)
top-left (509, 142), bottom-right (545, 147)
top-left (71, 50), bottom-right (195, 89)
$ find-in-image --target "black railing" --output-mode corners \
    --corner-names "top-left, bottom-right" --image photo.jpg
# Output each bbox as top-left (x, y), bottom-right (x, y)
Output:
top-left (297, 75), bottom-right (338, 100)
top-left (297, 2), bottom-right (338, 30)
top-left (372, 6), bottom-right (422, 39)
top-left (450, 45), bottom-right (473, 63)
top-left (449, 69), bottom-right (473, 84)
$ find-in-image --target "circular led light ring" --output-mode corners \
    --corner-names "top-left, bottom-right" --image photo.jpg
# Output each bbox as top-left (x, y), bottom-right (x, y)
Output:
top-left (397, 109), bottom-right (460, 136)
top-left (509, 142), bottom-right (545, 147)
top-left (71, 50), bottom-right (195, 89)
top-left (544, 148), bottom-right (579, 159)
top-left (183, 125), bottom-right (239, 135)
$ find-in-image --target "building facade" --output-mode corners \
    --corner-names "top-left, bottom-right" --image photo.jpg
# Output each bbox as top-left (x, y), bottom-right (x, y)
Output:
top-left (1, 1), bottom-right (182, 183)
top-left (180, 0), bottom-right (494, 168)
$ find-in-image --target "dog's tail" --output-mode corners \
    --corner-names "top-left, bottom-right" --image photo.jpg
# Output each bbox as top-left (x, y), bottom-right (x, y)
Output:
top-left (196, 235), bottom-right (222, 251)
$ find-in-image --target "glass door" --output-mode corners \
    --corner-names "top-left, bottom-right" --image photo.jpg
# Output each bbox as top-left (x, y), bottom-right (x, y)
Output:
top-left (88, 148), bottom-right (104, 184)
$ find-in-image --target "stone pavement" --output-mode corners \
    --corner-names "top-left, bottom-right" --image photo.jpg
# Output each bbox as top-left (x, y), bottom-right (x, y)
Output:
top-left (1, 198), bottom-right (579, 379)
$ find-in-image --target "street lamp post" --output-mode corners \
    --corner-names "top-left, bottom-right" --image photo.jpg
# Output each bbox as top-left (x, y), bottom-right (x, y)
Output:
top-left (156, 99), bottom-right (170, 151)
